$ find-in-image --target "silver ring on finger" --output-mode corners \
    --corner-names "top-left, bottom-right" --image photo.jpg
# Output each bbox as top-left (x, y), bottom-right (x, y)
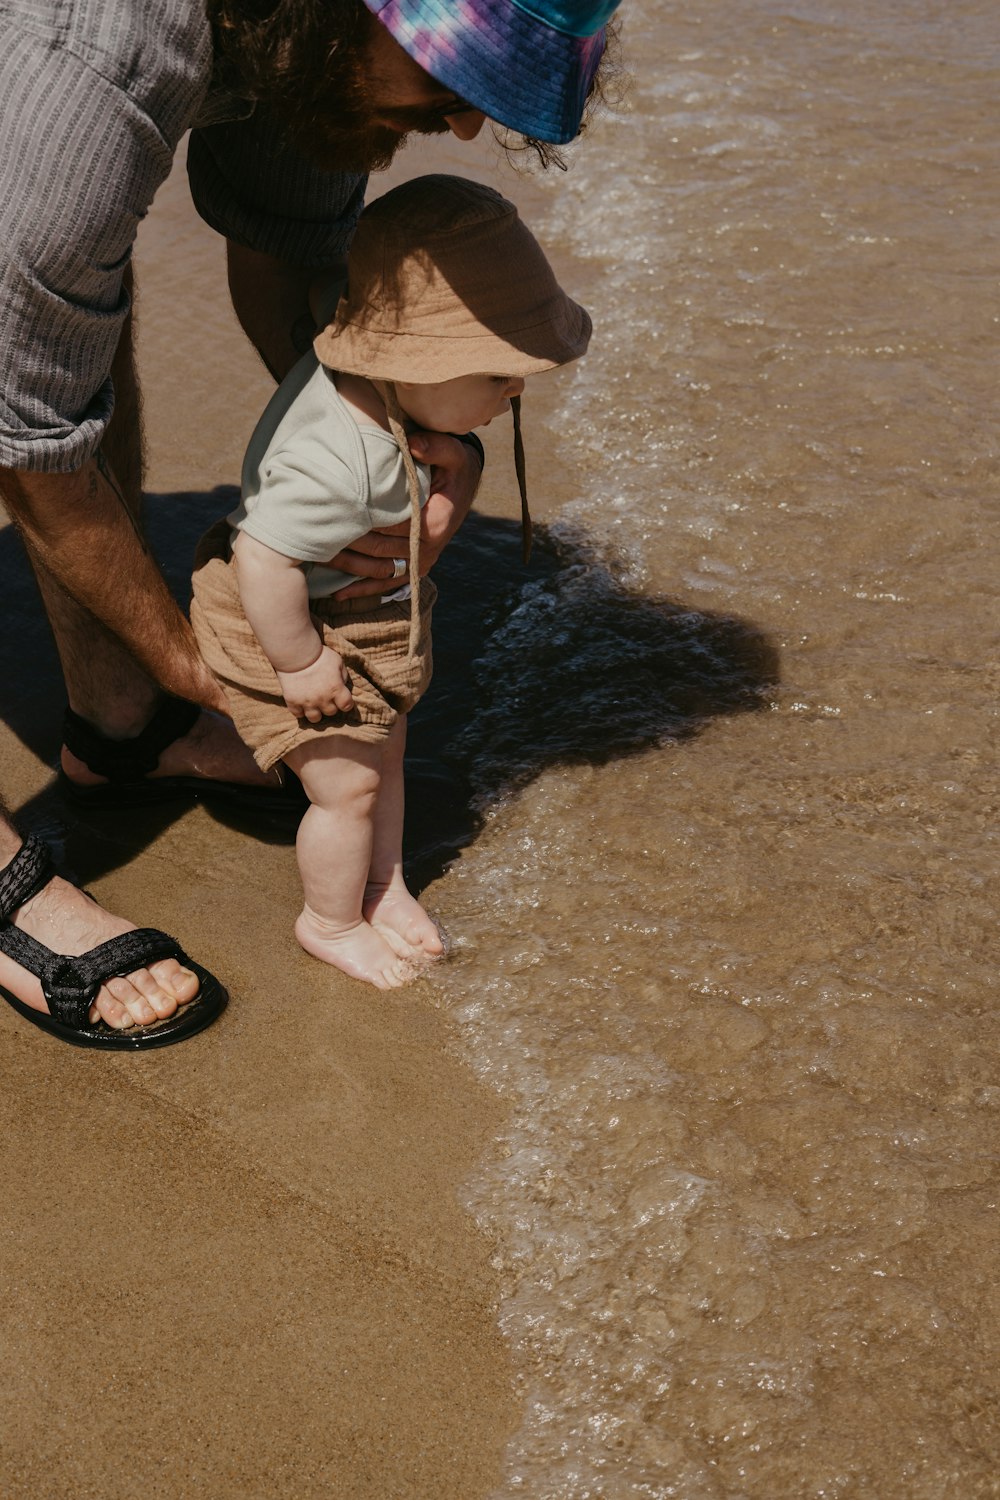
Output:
top-left (391, 556), bottom-right (407, 580)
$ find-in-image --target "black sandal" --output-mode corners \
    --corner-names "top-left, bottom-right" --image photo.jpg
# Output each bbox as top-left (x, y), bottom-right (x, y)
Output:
top-left (0, 835), bottom-right (227, 1049)
top-left (58, 697), bottom-right (304, 815)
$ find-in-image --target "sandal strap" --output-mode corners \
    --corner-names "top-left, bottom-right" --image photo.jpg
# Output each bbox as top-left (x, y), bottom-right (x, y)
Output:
top-left (0, 921), bottom-right (186, 1030)
top-left (63, 697), bottom-right (200, 783)
top-left (0, 835), bottom-right (54, 921)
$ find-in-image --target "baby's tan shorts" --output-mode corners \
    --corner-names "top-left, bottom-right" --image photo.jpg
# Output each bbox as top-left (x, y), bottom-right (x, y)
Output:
top-left (190, 520), bottom-right (435, 771)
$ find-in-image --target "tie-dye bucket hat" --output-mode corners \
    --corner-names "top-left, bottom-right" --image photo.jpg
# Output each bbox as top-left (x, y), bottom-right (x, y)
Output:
top-left (362, 0), bottom-right (618, 145)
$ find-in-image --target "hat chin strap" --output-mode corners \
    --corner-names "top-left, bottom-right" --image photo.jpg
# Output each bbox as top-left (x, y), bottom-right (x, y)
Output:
top-left (371, 382), bottom-right (535, 658)
top-left (372, 379), bottom-right (424, 658)
top-left (511, 394), bottom-right (532, 565)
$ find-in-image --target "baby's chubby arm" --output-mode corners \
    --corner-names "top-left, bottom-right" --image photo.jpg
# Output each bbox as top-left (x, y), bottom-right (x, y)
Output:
top-left (232, 532), bottom-right (354, 723)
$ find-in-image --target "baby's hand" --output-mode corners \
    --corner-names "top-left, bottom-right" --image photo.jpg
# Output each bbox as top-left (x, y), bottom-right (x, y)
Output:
top-left (276, 646), bottom-right (354, 723)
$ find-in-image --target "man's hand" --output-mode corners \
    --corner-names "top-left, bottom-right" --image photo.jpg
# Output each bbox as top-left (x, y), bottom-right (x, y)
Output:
top-left (276, 645), bottom-right (354, 723)
top-left (329, 430), bottom-right (482, 600)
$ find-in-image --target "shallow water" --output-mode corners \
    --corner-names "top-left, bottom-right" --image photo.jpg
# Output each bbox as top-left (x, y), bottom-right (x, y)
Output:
top-left (415, 2), bottom-right (999, 1494)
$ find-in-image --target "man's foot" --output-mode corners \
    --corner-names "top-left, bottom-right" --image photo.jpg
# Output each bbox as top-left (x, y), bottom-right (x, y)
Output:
top-left (0, 875), bottom-right (199, 1029)
top-left (295, 907), bottom-right (412, 990)
top-left (364, 877), bottom-right (445, 963)
top-left (60, 708), bottom-right (277, 792)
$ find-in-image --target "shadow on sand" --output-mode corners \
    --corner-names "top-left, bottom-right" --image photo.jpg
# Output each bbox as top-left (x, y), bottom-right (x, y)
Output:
top-left (0, 488), bottom-right (779, 893)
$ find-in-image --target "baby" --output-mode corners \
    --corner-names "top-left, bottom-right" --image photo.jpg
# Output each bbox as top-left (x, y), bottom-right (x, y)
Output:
top-left (192, 175), bottom-right (590, 989)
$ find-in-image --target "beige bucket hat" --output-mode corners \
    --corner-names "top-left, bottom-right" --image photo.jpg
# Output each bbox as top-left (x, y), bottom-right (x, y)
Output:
top-left (314, 174), bottom-right (591, 655)
top-left (313, 174), bottom-right (591, 380)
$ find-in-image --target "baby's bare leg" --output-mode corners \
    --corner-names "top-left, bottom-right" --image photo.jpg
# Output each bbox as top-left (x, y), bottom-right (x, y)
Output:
top-left (283, 736), bottom-right (409, 990)
top-left (363, 716), bottom-right (445, 962)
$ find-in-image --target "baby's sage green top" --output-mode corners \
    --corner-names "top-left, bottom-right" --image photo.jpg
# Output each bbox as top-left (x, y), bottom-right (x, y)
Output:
top-left (228, 352), bottom-right (429, 600)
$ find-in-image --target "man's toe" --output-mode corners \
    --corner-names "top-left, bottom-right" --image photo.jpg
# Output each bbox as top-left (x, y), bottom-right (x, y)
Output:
top-left (90, 991), bottom-right (135, 1029)
top-left (150, 959), bottom-right (200, 1005)
top-left (105, 974), bottom-right (159, 1026)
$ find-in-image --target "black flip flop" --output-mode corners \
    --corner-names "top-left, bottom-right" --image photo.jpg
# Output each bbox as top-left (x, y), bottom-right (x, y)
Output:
top-left (0, 835), bottom-right (227, 1050)
top-left (58, 698), bottom-right (305, 816)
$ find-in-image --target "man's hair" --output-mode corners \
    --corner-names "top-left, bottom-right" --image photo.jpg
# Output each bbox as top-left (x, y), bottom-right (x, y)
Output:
top-left (207, 0), bottom-right (368, 140)
top-left (206, 0), bottom-right (623, 170)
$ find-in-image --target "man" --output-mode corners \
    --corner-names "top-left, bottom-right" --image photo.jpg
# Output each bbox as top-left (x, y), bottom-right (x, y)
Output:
top-left (0, 0), bottom-right (619, 1047)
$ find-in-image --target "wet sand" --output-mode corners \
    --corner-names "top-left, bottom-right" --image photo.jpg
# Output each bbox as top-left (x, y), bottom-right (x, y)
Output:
top-left (0, 152), bottom-right (517, 1497)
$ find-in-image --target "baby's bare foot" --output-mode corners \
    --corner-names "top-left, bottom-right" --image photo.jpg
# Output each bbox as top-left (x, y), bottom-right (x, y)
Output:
top-left (295, 906), bottom-right (410, 990)
top-left (364, 879), bottom-right (445, 963)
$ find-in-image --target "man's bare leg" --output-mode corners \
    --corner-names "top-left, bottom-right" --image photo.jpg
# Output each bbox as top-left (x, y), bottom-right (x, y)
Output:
top-left (0, 809), bottom-right (199, 1028)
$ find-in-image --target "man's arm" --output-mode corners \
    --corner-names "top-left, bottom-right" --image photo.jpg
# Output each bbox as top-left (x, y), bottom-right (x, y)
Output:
top-left (227, 242), bottom-right (339, 382)
top-left (2, 245), bottom-right (326, 705)
top-left (0, 459), bottom-right (226, 711)
top-left (327, 429), bottom-right (484, 599)
top-left (0, 248), bottom-right (339, 709)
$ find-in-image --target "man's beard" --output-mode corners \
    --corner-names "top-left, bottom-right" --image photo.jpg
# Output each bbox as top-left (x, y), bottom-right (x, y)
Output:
top-left (278, 40), bottom-right (451, 173)
top-left (307, 115), bottom-right (450, 173)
